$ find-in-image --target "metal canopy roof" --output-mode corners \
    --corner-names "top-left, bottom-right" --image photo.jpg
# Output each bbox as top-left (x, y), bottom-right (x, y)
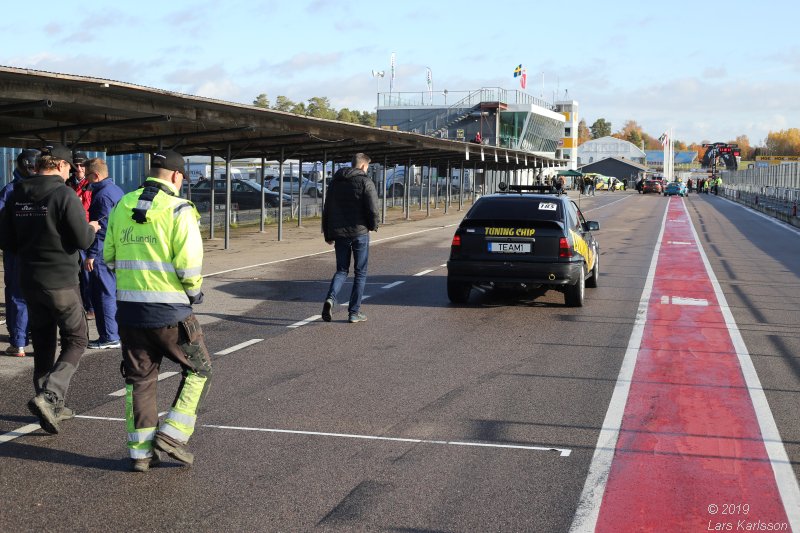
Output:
top-left (0, 66), bottom-right (560, 168)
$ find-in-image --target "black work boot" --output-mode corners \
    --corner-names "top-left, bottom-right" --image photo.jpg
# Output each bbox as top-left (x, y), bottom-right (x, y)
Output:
top-left (27, 392), bottom-right (60, 434)
top-left (130, 451), bottom-right (162, 473)
top-left (153, 433), bottom-right (194, 466)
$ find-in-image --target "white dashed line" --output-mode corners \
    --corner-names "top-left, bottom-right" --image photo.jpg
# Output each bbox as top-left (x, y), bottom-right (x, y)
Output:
top-left (214, 338), bottom-right (264, 355)
top-left (382, 281), bottom-right (405, 289)
top-left (0, 424), bottom-right (40, 444)
top-left (414, 269), bottom-right (435, 276)
top-left (288, 315), bottom-right (321, 328)
top-left (339, 295), bottom-right (371, 307)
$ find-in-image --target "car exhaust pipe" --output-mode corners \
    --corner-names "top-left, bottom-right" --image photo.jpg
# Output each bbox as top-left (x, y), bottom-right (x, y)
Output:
top-left (548, 273), bottom-right (556, 281)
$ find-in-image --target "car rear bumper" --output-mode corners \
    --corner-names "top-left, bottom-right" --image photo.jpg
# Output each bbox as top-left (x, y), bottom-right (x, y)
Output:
top-left (447, 259), bottom-right (582, 286)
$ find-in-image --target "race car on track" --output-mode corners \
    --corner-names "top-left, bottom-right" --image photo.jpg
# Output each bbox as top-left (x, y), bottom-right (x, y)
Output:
top-left (663, 181), bottom-right (688, 197)
top-left (446, 184), bottom-right (600, 307)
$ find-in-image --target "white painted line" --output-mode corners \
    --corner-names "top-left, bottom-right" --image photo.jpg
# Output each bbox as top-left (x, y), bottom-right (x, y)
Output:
top-left (108, 371), bottom-right (182, 397)
top-left (288, 315), bottom-right (321, 328)
top-left (0, 424), bottom-right (41, 444)
top-left (382, 281), bottom-right (405, 289)
top-left (202, 424), bottom-right (571, 456)
top-left (75, 415), bottom-right (125, 421)
top-left (671, 296), bottom-right (708, 306)
top-left (569, 199), bottom-right (670, 532)
top-left (667, 241), bottom-right (692, 245)
top-left (414, 269), bottom-right (435, 276)
top-left (214, 338), bottom-right (263, 355)
top-left (582, 195), bottom-right (631, 213)
top-left (204, 224), bottom-right (459, 278)
top-left (439, 263), bottom-right (447, 267)
top-left (660, 295), bottom-right (709, 306)
top-left (685, 200), bottom-right (800, 529)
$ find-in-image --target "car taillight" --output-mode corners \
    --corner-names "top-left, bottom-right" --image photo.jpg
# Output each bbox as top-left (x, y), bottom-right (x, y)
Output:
top-left (559, 237), bottom-right (573, 257)
top-left (451, 234), bottom-right (461, 247)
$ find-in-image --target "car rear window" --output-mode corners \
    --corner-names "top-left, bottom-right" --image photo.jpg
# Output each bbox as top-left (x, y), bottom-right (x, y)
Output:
top-left (466, 196), bottom-right (563, 222)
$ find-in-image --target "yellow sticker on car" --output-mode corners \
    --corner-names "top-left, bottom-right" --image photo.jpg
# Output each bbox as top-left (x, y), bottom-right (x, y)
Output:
top-left (569, 229), bottom-right (595, 269)
top-left (485, 227), bottom-right (536, 237)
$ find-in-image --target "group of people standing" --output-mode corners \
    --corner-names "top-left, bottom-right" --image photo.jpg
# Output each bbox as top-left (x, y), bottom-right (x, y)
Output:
top-left (692, 175), bottom-right (723, 194)
top-left (0, 146), bottom-right (212, 472)
top-left (1, 149), bottom-right (124, 357)
top-left (0, 147), bottom-right (378, 472)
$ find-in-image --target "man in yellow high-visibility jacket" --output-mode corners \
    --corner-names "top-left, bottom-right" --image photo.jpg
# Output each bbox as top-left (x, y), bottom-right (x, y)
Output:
top-left (105, 150), bottom-right (212, 473)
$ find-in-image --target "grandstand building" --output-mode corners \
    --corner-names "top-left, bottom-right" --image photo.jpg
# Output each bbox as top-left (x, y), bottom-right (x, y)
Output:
top-left (376, 88), bottom-right (567, 160)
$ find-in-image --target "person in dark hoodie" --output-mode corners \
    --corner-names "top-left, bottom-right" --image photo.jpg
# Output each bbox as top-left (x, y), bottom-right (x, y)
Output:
top-left (0, 144), bottom-right (99, 434)
top-left (321, 153), bottom-right (380, 323)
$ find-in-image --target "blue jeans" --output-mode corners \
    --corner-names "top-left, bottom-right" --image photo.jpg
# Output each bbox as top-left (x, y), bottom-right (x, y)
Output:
top-left (89, 257), bottom-right (119, 343)
top-left (3, 253), bottom-right (29, 347)
top-left (325, 234), bottom-right (369, 315)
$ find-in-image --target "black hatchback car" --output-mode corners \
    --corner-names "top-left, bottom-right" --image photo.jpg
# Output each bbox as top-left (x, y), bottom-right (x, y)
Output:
top-left (446, 185), bottom-right (600, 306)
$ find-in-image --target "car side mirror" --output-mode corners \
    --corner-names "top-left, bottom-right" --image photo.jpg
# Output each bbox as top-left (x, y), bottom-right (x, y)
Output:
top-left (585, 221), bottom-right (600, 231)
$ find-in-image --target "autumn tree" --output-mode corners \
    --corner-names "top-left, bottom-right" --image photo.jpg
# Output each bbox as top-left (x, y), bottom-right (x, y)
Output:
top-left (764, 129), bottom-right (800, 155)
top-left (732, 135), bottom-right (752, 160)
top-left (577, 119), bottom-right (591, 145)
top-left (590, 118), bottom-right (612, 139)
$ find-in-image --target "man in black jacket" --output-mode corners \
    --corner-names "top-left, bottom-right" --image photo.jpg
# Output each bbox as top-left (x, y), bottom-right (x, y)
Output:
top-left (0, 144), bottom-right (99, 434)
top-left (321, 153), bottom-right (380, 323)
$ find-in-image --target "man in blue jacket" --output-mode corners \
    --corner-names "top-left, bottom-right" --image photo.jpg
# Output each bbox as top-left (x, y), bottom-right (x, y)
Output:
top-left (321, 153), bottom-right (380, 323)
top-left (84, 158), bottom-right (124, 349)
top-left (0, 144), bottom-right (99, 434)
top-left (0, 149), bottom-right (38, 356)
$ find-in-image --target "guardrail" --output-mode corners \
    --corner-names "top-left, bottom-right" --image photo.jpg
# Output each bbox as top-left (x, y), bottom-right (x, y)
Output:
top-left (722, 163), bottom-right (800, 228)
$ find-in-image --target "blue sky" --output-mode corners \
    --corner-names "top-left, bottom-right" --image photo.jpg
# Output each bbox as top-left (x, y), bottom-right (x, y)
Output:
top-left (1, 0), bottom-right (798, 146)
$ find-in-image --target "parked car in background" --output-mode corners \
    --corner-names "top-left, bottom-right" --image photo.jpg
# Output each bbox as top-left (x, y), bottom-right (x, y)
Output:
top-left (190, 178), bottom-right (291, 211)
top-left (266, 175), bottom-right (323, 197)
top-left (642, 180), bottom-right (663, 194)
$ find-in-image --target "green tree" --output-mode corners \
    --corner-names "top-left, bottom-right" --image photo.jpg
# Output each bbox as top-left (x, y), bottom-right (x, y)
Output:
top-left (289, 102), bottom-right (307, 115)
top-left (252, 93), bottom-right (270, 108)
top-left (337, 108), bottom-right (358, 123)
top-left (357, 111), bottom-right (376, 127)
top-left (306, 96), bottom-right (337, 120)
top-left (590, 118), bottom-right (611, 139)
top-left (273, 95), bottom-right (295, 112)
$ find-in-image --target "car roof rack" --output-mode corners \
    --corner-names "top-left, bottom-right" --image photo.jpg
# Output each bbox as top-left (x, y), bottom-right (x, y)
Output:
top-left (498, 183), bottom-right (560, 195)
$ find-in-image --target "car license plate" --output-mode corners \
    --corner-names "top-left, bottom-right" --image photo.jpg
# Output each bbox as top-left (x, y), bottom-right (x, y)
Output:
top-left (488, 242), bottom-right (531, 253)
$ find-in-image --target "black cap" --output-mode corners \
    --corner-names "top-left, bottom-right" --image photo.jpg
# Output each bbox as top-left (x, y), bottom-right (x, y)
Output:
top-left (40, 143), bottom-right (75, 169)
top-left (150, 150), bottom-right (185, 174)
top-left (72, 151), bottom-right (89, 165)
top-left (16, 148), bottom-right (40, 171)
